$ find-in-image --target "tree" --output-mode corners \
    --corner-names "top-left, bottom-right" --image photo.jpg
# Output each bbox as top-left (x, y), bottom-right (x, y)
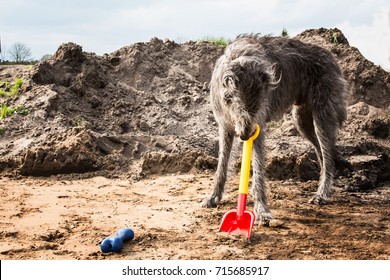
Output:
top-left (8, 42), bottom-right (32, 63)
top-left (281, 27), bottom-right (289, 37)
top-left (40, 54), bottom-right (52, 61)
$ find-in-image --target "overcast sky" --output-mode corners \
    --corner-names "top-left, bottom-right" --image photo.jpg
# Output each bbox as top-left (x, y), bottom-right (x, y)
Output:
top-left (1, 0), bottom-right (389, 69)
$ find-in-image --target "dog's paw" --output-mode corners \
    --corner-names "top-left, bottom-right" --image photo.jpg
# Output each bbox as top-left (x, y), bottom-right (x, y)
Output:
top-left (254, 209), bottom-right (272, 226)
top-left (308, 195), bottom-right (328, 205)
top-left (201, 196), bottom-right (220, 208)
top-left (259, 212), bottom-right (273, 227)
top-left (254, 202), bottom-right (272, 226)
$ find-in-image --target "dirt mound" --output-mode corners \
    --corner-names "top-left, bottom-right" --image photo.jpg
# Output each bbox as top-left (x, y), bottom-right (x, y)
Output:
top-left (0, 39), bottom-right (224, 176)
top-left (297, 28), bottom-right (390, 109)
top-left (0, 28), bottom-right (389, 191)
top-left (19, 128), bottom-right (99, 176)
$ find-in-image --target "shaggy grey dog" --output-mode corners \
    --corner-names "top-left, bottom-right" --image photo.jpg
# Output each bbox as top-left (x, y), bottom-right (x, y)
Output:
top-left (203, 34), bottom-right (348, 225)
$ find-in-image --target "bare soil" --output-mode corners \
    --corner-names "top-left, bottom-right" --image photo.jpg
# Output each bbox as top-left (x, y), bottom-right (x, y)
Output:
top-left (0, 28), bottom-right (389, 259)
top-left (1, 174), bottom-right (389, 260)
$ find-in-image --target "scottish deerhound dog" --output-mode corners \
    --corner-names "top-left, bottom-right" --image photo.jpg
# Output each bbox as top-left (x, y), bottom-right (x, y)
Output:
top-left (203, 34), bottom-right (348, 225)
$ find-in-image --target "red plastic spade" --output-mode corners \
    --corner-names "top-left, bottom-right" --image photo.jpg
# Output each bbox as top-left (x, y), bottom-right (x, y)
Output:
top-left (219, 124), bottom-right (260, 239)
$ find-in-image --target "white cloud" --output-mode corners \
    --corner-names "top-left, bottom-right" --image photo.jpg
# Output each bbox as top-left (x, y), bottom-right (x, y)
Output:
top-left (108, 0), bottom-right (281, 39)
top-left (0, 0), bottom-right (389, 68)
top-left (338, 7), bottom-right (390, 69)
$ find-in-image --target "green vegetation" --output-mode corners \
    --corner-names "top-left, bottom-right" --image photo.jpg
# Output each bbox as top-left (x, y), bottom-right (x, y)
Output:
top-left (14, 78), bottom-right (23, 90)
top-left (332, 32), bottom-right (339, 44)
top-left (73, 115), bottom-right (89, 128)
top-left (0, 127), bottom-right (4, 135)
top-left (0, 104), bottom-right (30, 119)
top-left (200, 36), bottom-right (229, 46)
top-left (15, 104), bottom-right (30, 115)
top-left (0, 78), bottom-right (24, 97)
top-left (0, 104), bottom-right (15, 119)
top-left (281, 27), bottom-right (289, 37)
top-left (0, 81), bottom-right (10, 97)
top-left (0, 78), bottom-right (29, 125)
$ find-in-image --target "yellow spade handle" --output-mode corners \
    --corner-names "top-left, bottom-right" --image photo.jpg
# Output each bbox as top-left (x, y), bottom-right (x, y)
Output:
top-left (238, 124), bottom-right (260, 194)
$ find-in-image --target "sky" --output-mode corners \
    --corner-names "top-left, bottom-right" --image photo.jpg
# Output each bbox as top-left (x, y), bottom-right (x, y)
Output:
top-left (1, 0), bottom-right (389, 69)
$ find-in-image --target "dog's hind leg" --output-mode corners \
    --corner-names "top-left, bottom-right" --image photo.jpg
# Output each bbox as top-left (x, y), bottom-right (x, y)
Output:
top-left (309, 112), bottom-right (339, 205)
top-left (251, 130), bottom-right (272, 225)
top-left (292, 105), bottom-right (323, 168)
top-left (293, 104), bottom-right (350, 176)
top-left (202, 126), bottom-right (234, 208)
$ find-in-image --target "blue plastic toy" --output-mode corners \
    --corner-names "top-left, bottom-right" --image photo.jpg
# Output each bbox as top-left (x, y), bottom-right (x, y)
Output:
top-left (100, 228), bottom-right (134, 253)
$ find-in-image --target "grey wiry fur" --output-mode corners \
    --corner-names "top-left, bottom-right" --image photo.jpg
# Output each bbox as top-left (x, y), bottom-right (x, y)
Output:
top-left (203, 34), bottom-right (348, 225)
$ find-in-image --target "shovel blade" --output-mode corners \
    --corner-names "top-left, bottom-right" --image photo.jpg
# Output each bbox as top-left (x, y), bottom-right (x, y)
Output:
top-left (219, 209), bottom-right (256, 239)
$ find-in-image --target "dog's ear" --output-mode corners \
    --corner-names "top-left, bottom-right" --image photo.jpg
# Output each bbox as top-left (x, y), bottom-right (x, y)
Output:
top-left (266, 63), bottom-right (281, 90)
top-left (222, 68), bottom-right (240, 89)
top-left (223, 61), bottom-right (245, 88)
top-left (222, 74), bottom-right (234, 88)
top-left (254, 61), bottom-right (280, 90)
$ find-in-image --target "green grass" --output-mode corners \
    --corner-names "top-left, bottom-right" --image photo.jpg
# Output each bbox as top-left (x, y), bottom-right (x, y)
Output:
top-left (0, 81), bottom-right (10, 97)
top-left (0, 104), bottom-right (29, 119)
top-left (200, 36), bottom-right (229, 46)
top-left (0, 78), bottom-right (24, 97)
top-left (332, 32), bottom-right (339, 44)
top-left (13, 78), bottom-right (23, 92)
top-left (10, 78), bottom-right (23, 95)
top-left (16, 104), bottom-right (30, 115)
top-left (0, 104), bottom-right (15, 119)
top-left (0, 128), bottom-right (4, 135)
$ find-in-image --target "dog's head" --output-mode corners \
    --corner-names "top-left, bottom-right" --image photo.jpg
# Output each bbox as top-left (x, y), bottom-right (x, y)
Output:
top-left (221, 56), bottom-right (279, 140)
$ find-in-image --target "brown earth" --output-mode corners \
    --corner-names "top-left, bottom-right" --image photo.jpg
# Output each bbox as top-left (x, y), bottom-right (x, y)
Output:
top-left (0, 28), bottom-right (389, 260)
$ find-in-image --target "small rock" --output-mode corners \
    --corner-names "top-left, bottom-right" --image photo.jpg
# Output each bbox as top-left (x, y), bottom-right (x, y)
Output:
top-left (269, 219), bottom-right (285, 228)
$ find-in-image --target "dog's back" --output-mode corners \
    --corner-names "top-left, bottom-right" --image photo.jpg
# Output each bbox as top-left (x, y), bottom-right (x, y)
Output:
top-left (215, 34), bottom-right (347, 124)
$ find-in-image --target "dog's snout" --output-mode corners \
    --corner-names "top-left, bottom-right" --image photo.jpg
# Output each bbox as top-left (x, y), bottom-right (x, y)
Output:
top-left (236, 126), bottom-right (256, 141)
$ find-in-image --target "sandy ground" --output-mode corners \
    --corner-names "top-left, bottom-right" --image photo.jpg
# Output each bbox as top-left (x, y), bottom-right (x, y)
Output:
top-left (1, 172), bottom-right (389, 260)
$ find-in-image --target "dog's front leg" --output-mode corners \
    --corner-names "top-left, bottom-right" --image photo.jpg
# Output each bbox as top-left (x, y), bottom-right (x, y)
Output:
top-left (251, 131), bottom-right (272, 225)
top-left (202, 126), bottom-right (234, 208)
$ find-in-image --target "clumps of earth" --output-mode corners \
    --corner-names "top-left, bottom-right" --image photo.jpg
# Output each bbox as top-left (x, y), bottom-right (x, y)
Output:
top-left (0, 28), bottom-right (389, 192)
